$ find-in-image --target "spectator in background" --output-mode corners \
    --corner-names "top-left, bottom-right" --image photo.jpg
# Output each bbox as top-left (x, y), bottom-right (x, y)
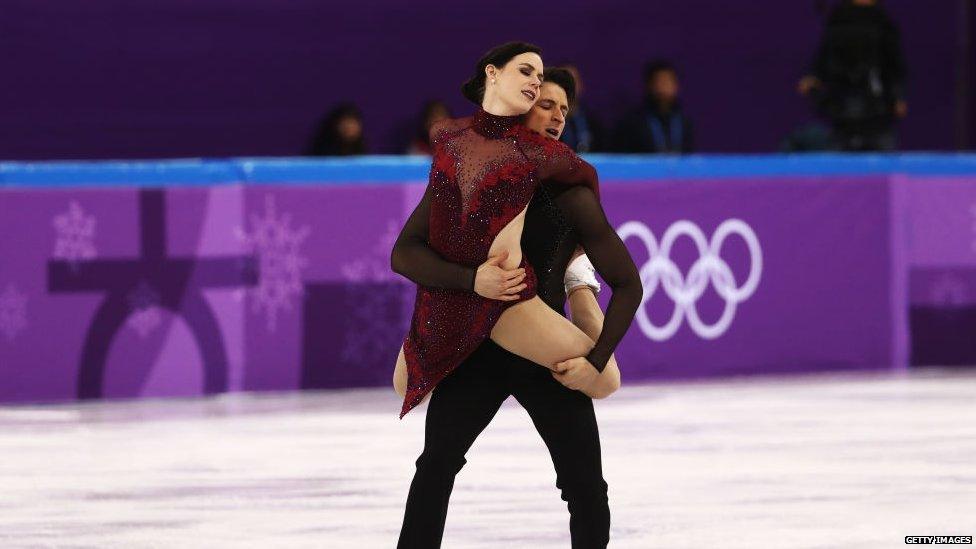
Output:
top-left (613, 60), bottom-right (693, 154)
top-left (558, 64), bottom-right (605, 152)
top-left (406, 100), bottom-right (451, 155)
top-left (307, 102), bottom-right (367, 156)
top-left (798, 0), bottom-right (907, 151)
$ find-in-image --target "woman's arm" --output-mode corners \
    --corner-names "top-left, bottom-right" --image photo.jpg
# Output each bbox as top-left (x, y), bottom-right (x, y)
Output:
top-left (390, 185), bottom-right (527, 299)
top-left (390, 185), bottom-right (476, 290)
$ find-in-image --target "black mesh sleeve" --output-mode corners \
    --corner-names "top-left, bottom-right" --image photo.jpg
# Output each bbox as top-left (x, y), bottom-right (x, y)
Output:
top-left (390, 184), bottom-right (476, 290)
top-left (529, 137), bottom-right (601, 199)
top-left (553, 186), bottom-right (642, 372)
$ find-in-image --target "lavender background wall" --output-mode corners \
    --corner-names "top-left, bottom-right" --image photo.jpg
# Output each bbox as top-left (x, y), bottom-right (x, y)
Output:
top-left (0, 0), bottom-right (966, 160)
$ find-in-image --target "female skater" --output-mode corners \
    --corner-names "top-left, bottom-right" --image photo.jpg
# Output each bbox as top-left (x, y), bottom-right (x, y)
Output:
top-left (391, 41), bottom-right (641, 418)
top-left (393, 67), bottom-right (623, 402)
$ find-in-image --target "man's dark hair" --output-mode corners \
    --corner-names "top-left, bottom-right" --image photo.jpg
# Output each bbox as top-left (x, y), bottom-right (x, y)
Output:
top-left (461, 41), bottom-right (543, 105)
top-left (542, 67), bottom-right (577, 110)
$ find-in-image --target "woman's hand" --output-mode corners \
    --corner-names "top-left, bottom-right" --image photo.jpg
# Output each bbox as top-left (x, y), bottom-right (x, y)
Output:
top-left (474, 251), bottom-right (527, 301)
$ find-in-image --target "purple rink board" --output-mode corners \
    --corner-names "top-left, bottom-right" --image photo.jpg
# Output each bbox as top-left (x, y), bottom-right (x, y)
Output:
top-left (1, 173), bottom-right (971, 403)
top-left (602, 176), bottom-right (904, 380)
top-left (896, 176), bottom-right (976, 365)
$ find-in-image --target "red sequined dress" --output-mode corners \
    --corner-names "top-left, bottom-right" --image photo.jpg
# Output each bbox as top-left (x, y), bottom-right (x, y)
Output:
top-left (391, 109), bottom-right (599, 417)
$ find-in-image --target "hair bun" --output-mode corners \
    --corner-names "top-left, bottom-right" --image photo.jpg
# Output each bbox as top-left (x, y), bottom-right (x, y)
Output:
top-left (461, 76), bottom-right (484, 105)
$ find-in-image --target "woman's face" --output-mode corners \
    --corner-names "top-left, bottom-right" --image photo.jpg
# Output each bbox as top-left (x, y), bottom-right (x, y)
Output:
top-left (486, 52), bottom-right (543, 114)
top-left (524, 82), bottom-right (569, 140)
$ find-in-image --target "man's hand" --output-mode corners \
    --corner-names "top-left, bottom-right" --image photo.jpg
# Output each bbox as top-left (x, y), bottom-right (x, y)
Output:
top-left (551, 356), bottom-right (600, 390)
top-left (474, 251), bottom-right (526, 301)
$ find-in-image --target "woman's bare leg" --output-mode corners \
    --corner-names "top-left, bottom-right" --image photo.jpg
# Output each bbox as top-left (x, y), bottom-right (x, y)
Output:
top-left (490, 297), bottom-right (618, 399)
top-left (394, 345), bottom-right (433, 405)
top-left (397, 317), bottom-right (616, 401)
top-left (486, 206), bottom-right (619, 398)
top-left (394, 345), bottom-right (408, 397)
top-left (398, 330), bottom-right (616, 401)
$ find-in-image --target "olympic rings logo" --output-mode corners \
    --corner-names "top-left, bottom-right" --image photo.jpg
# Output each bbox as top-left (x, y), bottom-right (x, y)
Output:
top-left (616, 219), bottom-right (762, 341)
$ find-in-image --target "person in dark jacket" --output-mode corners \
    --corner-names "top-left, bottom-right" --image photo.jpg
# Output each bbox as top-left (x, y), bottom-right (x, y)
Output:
top-left (797, 0), bottom-right (907, 151)
top-left (558, 64), bottom-right (605, 153)
top-left (613, 60), bottom-right (693, 154)
top-left (307, 102), bottom-right (368, 156)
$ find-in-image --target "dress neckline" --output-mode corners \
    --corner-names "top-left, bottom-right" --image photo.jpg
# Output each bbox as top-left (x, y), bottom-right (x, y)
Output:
top-left (472, 108), bottom-right (521, 139)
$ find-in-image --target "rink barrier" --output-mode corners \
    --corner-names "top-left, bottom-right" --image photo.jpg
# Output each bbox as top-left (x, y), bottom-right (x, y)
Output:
top-left (5, 153), bottom-right (976, 186)
top-left (0, 154), bottom-right (974, 403)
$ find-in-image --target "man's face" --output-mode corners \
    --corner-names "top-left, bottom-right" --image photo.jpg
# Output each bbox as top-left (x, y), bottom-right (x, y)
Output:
top-left (524, 82), bottom-right (569, 140)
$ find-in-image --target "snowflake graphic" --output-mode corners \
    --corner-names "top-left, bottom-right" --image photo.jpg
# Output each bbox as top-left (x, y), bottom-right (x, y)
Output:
top-left (341, 283), bottom-right (407, 365)
top-left (52, 201), bottom-right (97, 267)
top-left (341, 219), bottom-right (402, 283)
top-left (0, 284), bottom-right (28, 342)
top-left (236, 194), bottom-right (310, 332)
top-left (125, 281), bottom-right (163, 338)
top-left (339, 219), bottom-right (410, 365)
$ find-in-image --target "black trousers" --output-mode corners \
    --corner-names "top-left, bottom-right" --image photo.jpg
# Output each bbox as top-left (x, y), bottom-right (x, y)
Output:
top-left (397, 340), bottom-right (610, 548)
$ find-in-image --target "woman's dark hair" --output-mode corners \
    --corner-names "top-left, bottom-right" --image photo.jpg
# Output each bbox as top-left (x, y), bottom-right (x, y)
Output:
top-left (542, 67), bottom-right (577, 111)
top-left (461, 41), bottom-right (543, 106)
